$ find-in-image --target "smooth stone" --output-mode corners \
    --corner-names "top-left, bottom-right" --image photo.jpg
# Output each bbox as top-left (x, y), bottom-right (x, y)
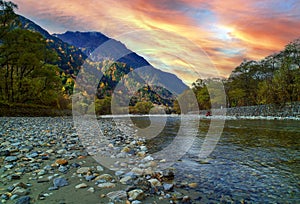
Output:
top-left (76, 167), bottom-right (90, 174)
top-left (5, 156), bottom-right (18, 162)
top-left (131, 167), bottom-right (144, 176)
top-left (26, 152), bottom-right (38, 158)
top-left (141, 155), bottom-right (153, 162)
top-left (55, 159), bottom-right (68, 166)
top-left (120, 176), bottom-right (132, 185)
top-left (53, 177), bottom-right (69, 188)
top-left (87, 187), bottom-right (95, 193)
top-left (57, 149), bottom-right (66, 154)
top-left (75, 183), bottom-right (88, 189)
top-left (128, 189), bottom-right (145, 201)
top-left (163, 183), bottom-right (174, 191)
top-left (15, 196), bottom-right (31, 204)
top-left (1, 194), bottom-right (9, 200)
top-left (71, 163), bottom-right (81, 168)
top-left (182, 195), bottom-right (191, 202)
top-left (48, 186), bottom-right (59, 191)
top-left (136, 151), bottom-right (146, 157)
top-left (46, 149), bottom-right (54, 154)
top-left (95, 174), bottom-right (113, 182)
top-left (37, 170), bottom-right (46, 176)
top-left (12, 187), bottom-right (28, 196)
top-left (97, 182), bottom-right (116, 188)
top-left (140, 146), bottom-right (148, 152)
top-left (115, 171), bottom-right (124, 176)
top-left (106, 190), bottom-right (127, 201)
top-left (10, 194), bottom-right (18, 200)
top-left (85, 175), bottom-right (96, 181)
top-left (7, 185), bottom-right (15, 192)
top-left (96, 165), bottom-right (104, 172)
top-left (148, 179), bottom-right (162, 187)
top-left (188, 183), bottom-right (198, 188)
top-left (58, 166), bottom-right (68, 173)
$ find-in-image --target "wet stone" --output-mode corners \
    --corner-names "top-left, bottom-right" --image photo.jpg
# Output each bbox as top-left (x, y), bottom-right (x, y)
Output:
top-left (97, 182), bottom-right (116, 188)
top-left (107, 190), bottom-right (127, 201)
top-left (75, 183), bottom-right (88, 189)
top-left (5, 156), bottom-right (18, 162)
top-left (128, 189), bottom-right (145, 201)
top-left (53, 177), bottom-right (69, 188)
top-left (76, 167), bottom-right (90, 174)
top-left (15, 196), bottom-right (31, 204)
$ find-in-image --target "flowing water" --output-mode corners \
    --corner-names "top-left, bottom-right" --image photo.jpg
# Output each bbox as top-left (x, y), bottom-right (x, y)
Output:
top-left (130, 116), bottom-right (300, 203)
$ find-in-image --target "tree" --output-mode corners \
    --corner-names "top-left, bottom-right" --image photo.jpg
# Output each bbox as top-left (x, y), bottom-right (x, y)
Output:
top-left (0, 1), bottom-right (63, 107)
top-left (0, 0), bottom-right (18, 39)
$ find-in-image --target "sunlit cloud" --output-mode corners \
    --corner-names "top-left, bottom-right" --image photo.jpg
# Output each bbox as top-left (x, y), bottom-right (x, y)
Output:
top-left (12, 0), bottom-right (300, 84)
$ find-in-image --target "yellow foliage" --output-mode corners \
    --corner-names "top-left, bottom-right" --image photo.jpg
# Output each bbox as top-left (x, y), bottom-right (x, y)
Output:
top-left (66, 78), bottom-right (73, 84)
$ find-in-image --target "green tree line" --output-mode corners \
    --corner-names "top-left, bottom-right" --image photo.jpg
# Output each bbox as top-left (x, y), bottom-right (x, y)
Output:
top-left (0, 1), bottom-right (64, 107)
top-left (175, 38), bottom-right (300, 114)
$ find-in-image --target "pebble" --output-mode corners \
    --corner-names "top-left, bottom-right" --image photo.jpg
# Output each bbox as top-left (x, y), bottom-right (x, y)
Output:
top-left (96, 165), bottom-right (104, 172)
top-left (76, 167), bottom-right (91, 174)
top-left (55, 159), bottom-right (68, 166)
top-left (15, 196), bottom-right (31, 204)
top-left (75, 183), bottom-right (88, 189)
top-left (128, 189), bottom-right (145, 201)
top-left (12, 187), bottom-right (29, 196)
top-left (58, 165), bottom-right (68, 173)
top-left (0, 117), bottom-right (191, 204)
top-left (5, 156), bottom-right (18, 162)
top-left (188, 183), bottom-right (198, 188)
top-left (96, 174), bottom-right (113, 182)
top-left (107, 190), bottom-right (127, 201)
top-left (97, 182), bottom-right (116, 188)
top-left (163, 183), bottom-right (174, 191)
top-left (53, 177), bottom-right (69, 188)
top-left (87, 187), bottom-right (95, 193)
top-left (120, 176), bottom-right (132, 185)
top-left (148, 178), bottom-right (162, 187)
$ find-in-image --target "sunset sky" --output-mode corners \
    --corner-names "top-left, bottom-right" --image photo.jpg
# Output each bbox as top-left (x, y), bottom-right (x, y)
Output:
top-left (13, 0), bottom-right (300, 85)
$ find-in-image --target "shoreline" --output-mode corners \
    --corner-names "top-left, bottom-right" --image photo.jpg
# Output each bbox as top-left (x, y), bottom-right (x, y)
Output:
top-left (1, 102), bottom-right (299, 120)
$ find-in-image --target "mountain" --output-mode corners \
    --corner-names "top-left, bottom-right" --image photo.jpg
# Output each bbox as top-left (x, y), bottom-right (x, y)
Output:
top-left (54, 31), bottom-right (188, 95)
top-left (18, 16), bottom-right (86, 75)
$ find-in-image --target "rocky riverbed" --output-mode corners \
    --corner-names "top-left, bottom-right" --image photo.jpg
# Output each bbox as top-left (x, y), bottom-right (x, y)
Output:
top-left (0, 117), bottom-right (198, 204)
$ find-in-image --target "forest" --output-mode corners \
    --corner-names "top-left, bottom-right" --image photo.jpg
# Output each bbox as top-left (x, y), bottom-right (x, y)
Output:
top-left (1, 0), bottom-right (299, 115)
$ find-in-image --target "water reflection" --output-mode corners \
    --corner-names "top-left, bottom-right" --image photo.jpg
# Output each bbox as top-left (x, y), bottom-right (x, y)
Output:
top-left (131, 116), bottom-right (300, 203)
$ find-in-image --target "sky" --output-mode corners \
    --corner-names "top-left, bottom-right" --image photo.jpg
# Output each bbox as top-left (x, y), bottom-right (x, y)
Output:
top-left (13, 0), bottom-right (300, 85)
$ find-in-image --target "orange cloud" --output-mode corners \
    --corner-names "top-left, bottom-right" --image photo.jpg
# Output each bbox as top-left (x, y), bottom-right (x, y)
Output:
top-left (12, 0), bottom-right (300, 85)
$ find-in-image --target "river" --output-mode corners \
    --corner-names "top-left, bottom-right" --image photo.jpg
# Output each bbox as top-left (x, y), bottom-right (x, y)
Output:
top-left (125, 116), bottom-right (300, 203)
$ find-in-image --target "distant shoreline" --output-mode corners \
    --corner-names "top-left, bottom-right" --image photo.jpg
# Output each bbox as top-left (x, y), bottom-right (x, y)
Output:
top-left (1, 102), bottom-right (299, 119)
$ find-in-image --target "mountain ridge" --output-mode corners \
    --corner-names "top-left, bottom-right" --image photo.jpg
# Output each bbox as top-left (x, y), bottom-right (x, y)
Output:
top-left (54, 31), bottom-right (189, 95)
